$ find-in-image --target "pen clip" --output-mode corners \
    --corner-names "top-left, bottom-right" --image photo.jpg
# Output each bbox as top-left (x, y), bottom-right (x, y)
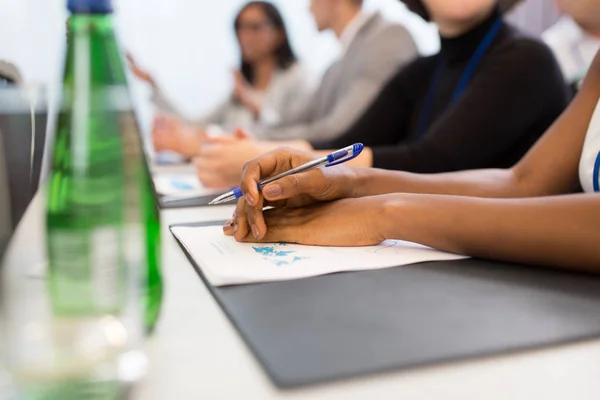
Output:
top-left (325, 143), bottom-right (364, 167)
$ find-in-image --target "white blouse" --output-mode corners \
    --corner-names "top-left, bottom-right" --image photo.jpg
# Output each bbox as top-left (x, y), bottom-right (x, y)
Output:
top-left (579, 99), bottom-right (600, 193)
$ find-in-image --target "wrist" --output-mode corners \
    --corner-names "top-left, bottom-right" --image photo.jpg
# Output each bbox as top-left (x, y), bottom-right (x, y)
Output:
top-left (350, 167), bottom-right (380, 198)
top-left (342, 167), bottom-right (363, 199)
top-left (375, 193), bottom-right (414, 241)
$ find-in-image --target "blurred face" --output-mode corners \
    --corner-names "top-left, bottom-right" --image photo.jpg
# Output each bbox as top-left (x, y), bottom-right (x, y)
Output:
top-left (421, 0), bottom-right (496, 25)
top-left (236, 6), bottom-right (283, 64)
top-left (310, 0), bottom-right (337, 32)
top-left (556, 0), bottom-right (600, 36)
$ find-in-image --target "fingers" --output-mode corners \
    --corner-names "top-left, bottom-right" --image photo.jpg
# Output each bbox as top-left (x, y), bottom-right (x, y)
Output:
top-left (239, 148), bottom-right (312, 226)
top-left (237, 208), bottom-right (299, 244)
top-left (225, 201), bottom-right (288, 243)
top-left (245, 191), bottom-right (267, 240)
top-left (239, 152), bottom-right (282, 200)
top-left (152, 117), bottom-right (174, 152)
top-left (239, 156), bottom-right (265, 239)
top-left (196, 171), bottom-right (229, 189)
top-left (194, 148), bottom-right (243, 189)
top-left (157, 128), bottom-right (200, 158)
top-left (233, 199), bottom-right (251, 241)
top-left (193, 157), bottom-right (227, 188)
top-left (153, 114), bottom-right (179, 132)
top-left (234, 128), bottom-right (252, 140)
top-left (126, 54), bottom-right (154, 85)
top-left (223, 219), bottom-right (234, 236)
top-left (261, 172), bottom-right (315, 202)
top-left (237, 151), bottom-right (297, 241)
top-left (152, 132), bottom-right (169, 152)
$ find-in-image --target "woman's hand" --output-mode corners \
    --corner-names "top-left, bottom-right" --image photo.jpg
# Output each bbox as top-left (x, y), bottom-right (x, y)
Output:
top-left (192, 135), bottom-right (267, 188)
top-left (151, 115), bottom-right (202, 158)
top-left (126, 53), bottom-right (157, 88)
top-left (232, 70), bottom-right (262, 117)
top-left (224, 197), bottom-right (386, 246)
top-left (227, 147), bottom-right (360, 240)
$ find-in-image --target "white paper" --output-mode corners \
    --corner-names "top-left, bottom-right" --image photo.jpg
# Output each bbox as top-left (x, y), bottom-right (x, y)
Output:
top-left (153, 173), bottom-right (224, 198)
top-left (171, 226), bottom-right (469, 287)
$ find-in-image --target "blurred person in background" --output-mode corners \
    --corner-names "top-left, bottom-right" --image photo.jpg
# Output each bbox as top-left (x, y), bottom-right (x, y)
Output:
top-left (130, 1), bottom-right (313, 142)
top-left (543, 15), bottom-right (600, 89)
top-left (153, 0), bottom-right (418, 156)
top-left (189, 0), bottom-right (569, 188)
top-left (227, 0), bottom-right (600, 274)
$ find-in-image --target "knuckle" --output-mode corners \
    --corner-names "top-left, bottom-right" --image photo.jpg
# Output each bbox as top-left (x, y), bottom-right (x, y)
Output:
top-left (241, 160), bottom-right (252, 174)
top-left (288, 175), bottom-right (300, 190)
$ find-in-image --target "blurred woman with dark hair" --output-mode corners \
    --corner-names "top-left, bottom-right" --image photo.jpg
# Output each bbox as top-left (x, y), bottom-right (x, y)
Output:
top-left (129, 1), bottom-right (312, 143)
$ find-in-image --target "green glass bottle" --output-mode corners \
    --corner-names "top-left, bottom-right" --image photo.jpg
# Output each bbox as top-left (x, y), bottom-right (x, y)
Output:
top-left (142, 160), bottom-right (163, 334)
top-left (47, 0), bottom-right (162, 329)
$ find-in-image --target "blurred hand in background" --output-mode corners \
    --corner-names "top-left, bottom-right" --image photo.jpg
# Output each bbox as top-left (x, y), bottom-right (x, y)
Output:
top-left (126, 53), bottom-right (157, 88)
top-left (192, 129), bottom-right (264, 188)
top-left (232, 69), bottom-right (262, 117)
top-left (151, 114), bottom-right (202, 158)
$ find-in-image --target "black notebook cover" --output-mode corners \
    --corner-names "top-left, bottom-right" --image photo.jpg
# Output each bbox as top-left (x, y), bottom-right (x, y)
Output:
top-left (171, 221), bottom-right (600, 388)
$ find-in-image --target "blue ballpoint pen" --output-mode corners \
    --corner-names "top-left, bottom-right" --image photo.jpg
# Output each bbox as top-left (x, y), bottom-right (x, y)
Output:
top-left (208, 143), bottom-right (364, 205)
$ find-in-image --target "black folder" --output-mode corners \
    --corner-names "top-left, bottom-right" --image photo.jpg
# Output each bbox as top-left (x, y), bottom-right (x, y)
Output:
top-left (158, 193), bottom-right (216, 209)
top-left (171, 221), bottom-right (600, 388)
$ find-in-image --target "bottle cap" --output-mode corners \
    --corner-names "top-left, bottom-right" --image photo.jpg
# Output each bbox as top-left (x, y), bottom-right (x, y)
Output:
top-left (68, 0), bottom-right (113, 14)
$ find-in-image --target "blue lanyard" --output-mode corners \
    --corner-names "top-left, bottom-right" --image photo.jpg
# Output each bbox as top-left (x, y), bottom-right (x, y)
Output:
top-left (593, 151), bottom-right (600, 192)
top-left (417, 19), bottom-right (503, 139)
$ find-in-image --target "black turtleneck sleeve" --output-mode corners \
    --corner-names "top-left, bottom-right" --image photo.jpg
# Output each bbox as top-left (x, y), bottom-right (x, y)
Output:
top-left (311, 15), bottom-right (569, 173)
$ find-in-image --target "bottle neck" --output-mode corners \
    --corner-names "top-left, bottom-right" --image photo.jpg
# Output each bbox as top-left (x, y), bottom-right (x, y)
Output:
top-left (65, 12), bottom-right (126, 86)
top-left (68, 13), bottom-right (114, 34)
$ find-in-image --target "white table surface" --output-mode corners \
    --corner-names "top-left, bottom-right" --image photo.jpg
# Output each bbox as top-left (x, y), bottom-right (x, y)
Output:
top-left (3, 188), bottom-right (600, 400)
